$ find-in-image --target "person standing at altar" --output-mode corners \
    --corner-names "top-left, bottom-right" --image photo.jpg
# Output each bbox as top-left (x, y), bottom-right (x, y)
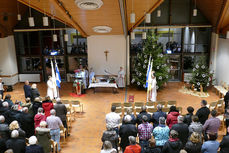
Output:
top-left (117, 67), bottom-right (125, 88)
top-left (47, 76), bottom-right (55, 100)
top-left (0, 78), bottom-right (4, 98)
top-left (89, 68), bottom-right (95, 84)
top-left (149, 72), bottom-right (157, 102)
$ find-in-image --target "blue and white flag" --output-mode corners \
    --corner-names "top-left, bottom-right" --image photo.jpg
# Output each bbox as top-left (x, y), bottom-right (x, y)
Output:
top-left (145, 55), bottom-right (151, 88)
top-left (55, 60), bottom-right (61, 88)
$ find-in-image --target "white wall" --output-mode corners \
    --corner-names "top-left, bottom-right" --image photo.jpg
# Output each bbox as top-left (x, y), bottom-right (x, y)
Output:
top-left (87, 35), bottom-right (126, 75)
top-left (215, 38), bottom-right (229, 84)
top-left (0, 36), bottom-right (18, 85)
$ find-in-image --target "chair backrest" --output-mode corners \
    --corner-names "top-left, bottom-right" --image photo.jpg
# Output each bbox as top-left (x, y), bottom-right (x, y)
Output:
top-left (177, 107), bottom-right (182, 114)
top-left (167, 101), bottom-right (176, 107)
top-left (62, 100), bottom-right (69, 104)
top-left (134, 102), bottom-right (144, 107)
top-left (147, 108), bottom-right (157, 114)
top-left (162, 107), bottom-right (170, 113)
top-left (135, 108), bottom-right (142, 115)
top-left (71, 101), bottom-right (80, 106)
top-left (115, 108), bottom-right (122, 116)
top-left (123, 102), bottom-right (133, 108)
top-left (157, 101), bottom-right (166, 106)
top-left (209, 102), bottom-right (217, 110)
top-left (112, 103), bottom-right (122, 109)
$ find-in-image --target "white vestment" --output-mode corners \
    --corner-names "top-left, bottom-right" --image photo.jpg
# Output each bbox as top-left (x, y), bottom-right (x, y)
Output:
top-left (84, 70), bottom-right (88, 88)
top-left (117, 70), bottom-right (125, 88)
top-left (89, 71), bottom-right (95, 84)
top-left (47, 80), bottom-right (55, 100)
top-left (150, 78), bottom-right (157, 102)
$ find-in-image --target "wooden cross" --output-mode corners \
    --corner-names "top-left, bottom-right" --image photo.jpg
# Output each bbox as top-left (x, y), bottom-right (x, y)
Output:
top-left (104, 50), bottom-right (109, 61)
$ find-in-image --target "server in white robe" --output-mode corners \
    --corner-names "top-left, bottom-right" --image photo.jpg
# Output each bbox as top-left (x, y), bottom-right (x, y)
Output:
top-left (89, 68), bottom-right (95, 84)
top-left (150, 74), bottom-right (157, 102)
top-left (117, 67), bottom-right (125, 88)
top-left (47, 76), bottom-right (55, 100)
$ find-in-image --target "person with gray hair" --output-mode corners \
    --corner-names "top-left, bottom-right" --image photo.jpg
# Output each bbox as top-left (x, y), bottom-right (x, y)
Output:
top-left (34, 107), bottom-right (46, 129)
top-left (6, 130), bottom-right (26, 153)
top-left (122, 108), bottom-right (136, 125)
top-left (0, 102), bottom-right (11, 124)
top-left (171, 115), bottom-right (189, 148)
top-left (124, 136), bottom-right (141, 153)
top-left (0, 115), bottom-right (9, 140)
top-left (136, 106), bottom-right (152, 125)
top-left (36, 121), bottom-right (51, 153)
top-left (153, 117), bottom-right (170, 149)
top-left (31, 83), bottom-right (40, 102)
top-left (152, 104), bottom-right (167, 128)
top-left (119, 115), bottom-right (138, 151)
top-left (162, 130), bottom-right (182, 153)
top-left (100, 141), bottom-right (117, 153)
top-left (25, 136), bottom-right (44, 153)
top-left (32, 97), bottom-right (42, 115)
top-left (46, 109), bottom-right (63, 151)
top-left (101, 124), bottom-right (119, 151)
top-left (21, 106), bottom-right (34, 138)
top-left (0, 78), bottom-right (4, 99)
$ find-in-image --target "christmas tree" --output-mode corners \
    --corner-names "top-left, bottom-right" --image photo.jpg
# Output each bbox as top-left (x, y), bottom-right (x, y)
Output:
top-left (131, 31), bottom-right (170, 89)
top-left (189, 57), bottom-right (213, 91)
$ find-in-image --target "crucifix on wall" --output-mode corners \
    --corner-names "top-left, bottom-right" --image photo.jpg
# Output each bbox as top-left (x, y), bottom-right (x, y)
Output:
top-left (104, 50), bottom-right (109, 61)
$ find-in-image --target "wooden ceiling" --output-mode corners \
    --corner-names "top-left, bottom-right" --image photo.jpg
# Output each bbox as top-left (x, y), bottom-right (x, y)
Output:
top-left (0, 0), bottom-right (27, 37)
top-left (125, 0), bottom-right (164, 31)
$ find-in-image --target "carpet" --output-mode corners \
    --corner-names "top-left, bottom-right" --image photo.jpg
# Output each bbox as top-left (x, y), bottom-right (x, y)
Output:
top-left (69, 93), bottom-right (86, 97)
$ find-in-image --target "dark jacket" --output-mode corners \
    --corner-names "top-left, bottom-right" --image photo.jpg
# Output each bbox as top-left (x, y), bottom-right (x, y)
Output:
top-left (196, 107), bottom-right (210, 125)
top-left (4, 99), bottom-right (13, 108)
top-left (171, 123), bottom-right (189, 147)
top-left (9, 128), bottom-right (26, 139)
top-left (185, 141), bottom-right (202, 153)
top-left (6, 138), bottom-right (26, 153)
top-left (136, 111), bottom-right (151, 125)
top-left (31, 88), bottom-right (40, 102)
top-left (152, 111), bottom-right (167, 128)
top-left (184, 113), bottom-right (193, 126)
top-left (0, 108), bottom-right (11, 124)
top-left (25, 144), bottom-right (44, 153)
top-left (145, 146), bottom-right (161, 153)
top-left (20, 112), bottom-right (34, 138)
top-left (122, 114), bottom-right (136, 125)
top-left (42, 100), bottom-right (53, 118)
top-left (0, 123), bottom-right (9, 140)
top-left (32, 102), bottom-right (42, 115)
top-left (101, 130), bottom-right (119, 150)
top-left (0, 138), bottom-right (6, 153)
top-left (8, 110), bottom-right (22, 125)
top-left (54, 102), bottom-right (67, 121)
top-left (162, 138), bottom-right (182, 153)
top-left (166, 111), bottom-right (180, 129)
top-left (220, 135), bottom-right (229, 153)
top-left (24, 85), bottom-right (32, 98)
top-left (119, 123), bottom-right (138, 151)
top-left (224, 91), bottom-right (229, 109)
top-left (36, 127), bottom-right (51, 153)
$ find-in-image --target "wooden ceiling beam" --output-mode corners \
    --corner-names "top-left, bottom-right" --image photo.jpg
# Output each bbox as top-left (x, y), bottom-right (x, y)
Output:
top-left (216, 0), bottom-right (229, 33)
top-left (129, 0), bottom-right (164, 32)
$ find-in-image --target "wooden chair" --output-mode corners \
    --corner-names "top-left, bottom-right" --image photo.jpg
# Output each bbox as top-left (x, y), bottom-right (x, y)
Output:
top-left (146, 102), bottom-right (155, 109)
top-left (157, 101), bottom-right (166, 107)
top-left (112, 103), bottom-right (122, 109)
top-left (135, 108), bottom-right (142, 115)
top-left (162, 107), bottom-right (170, 113)
top-left (50, 139), bottom-right (58, 153)
top-left (167, 101), bottom-right (177, 107)
top-left (60, 126), bottom-right (67, 142)
top-left (177, 107), bottom-right (182, 114)
top-left (123, 102), bottom-right (133, 109)
top-left (134, 102), bottom-right (144, 109)
top-left (71, 101), bottom-right (83, 113)
top-left (115, 108), bottom-right (122, 116)
top-left (124, 108), bottom-right (133, 115)
top-left (209, 102), bottom-right (218, 110)
top-left (147, 108), bottom-right (157, 115)
top-left (216, 114), bottom-right (225, 131)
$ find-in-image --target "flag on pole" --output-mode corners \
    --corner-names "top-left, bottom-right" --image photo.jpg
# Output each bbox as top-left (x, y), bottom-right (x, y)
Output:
top-left (51, 59), bottom-right (57, 98)
top-left (55, 60), bottom-right (61, 88)
top-left (145, 55), bottom-right (151, 88)
top-left (146, 61), bottom-right (153, 101)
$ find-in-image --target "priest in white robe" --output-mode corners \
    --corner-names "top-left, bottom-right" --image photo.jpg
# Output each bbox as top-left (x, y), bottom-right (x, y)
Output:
top-left (117, 67), bottom-right (125, 88)
top-left (89, 68), bottom-right (95, 84)
top-left (47, 76), bottom-right (56, 99)
top-left (149, 73), bottom-right (157, 102)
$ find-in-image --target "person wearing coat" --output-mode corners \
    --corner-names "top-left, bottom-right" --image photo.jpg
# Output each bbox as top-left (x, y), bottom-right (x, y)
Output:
top-left (195, 100), bottom-right (210, 125)
top-left (152, 104), bottom-right (167, 128)
top-left (6, 130), bottom-right (26, 153)
top-left (101, 124), bottom-right (119, 151)
top-left (32, 98), bottom-right (42, 116)
top-left (188, 115), bottom-right (203, 141)
top-left (54, 98), bottom-right (67, 129)
top-left (0, 115), bottom-right (10, 140)
top-left (34, 108), bottom-right (46, 130)
top-left (9, 121), bottom-right (26, 139)
top-left (162, 130), bottom-right (182, 153)
top-left (36, 121), bottom-right (51, 153)
top-left (42, 96), bottom-right (53, 118)
top-left (184, 132), bottom-right (202, 153)
top-left (119, 115), bottom-right (138, 151)
top-left (25, 136), bottom-right (44, 153)
top-left (219, 128), bottom-right (229, 153)
top-left (24, 80), bottom-right (32, 98)
top-left (20, 107), bottom-right (34, 138)
top-left (183, 106), bottom-right (194, 126)
top-left (136, 106), bottom-right (152, 125)
top-left (31, 84), bottom-right (40, 102)
top-left (166, 106), bottom-right (180, 129)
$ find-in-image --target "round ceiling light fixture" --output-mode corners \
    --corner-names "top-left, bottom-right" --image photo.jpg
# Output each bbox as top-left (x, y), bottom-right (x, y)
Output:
top-left (75, 0), bottom-right (103, 10)
top-left (93, 26), bottom-right (112, 33)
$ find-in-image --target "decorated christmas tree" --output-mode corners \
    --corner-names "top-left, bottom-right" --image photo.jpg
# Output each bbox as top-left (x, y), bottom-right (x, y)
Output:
top-left (131, 31), bottom-right (170, 89)
top-left (189, 57), bottom-right (214, 91)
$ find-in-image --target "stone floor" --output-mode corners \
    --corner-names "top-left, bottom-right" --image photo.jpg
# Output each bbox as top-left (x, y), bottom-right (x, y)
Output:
top-left (6, 82), bottom-right (224, 153)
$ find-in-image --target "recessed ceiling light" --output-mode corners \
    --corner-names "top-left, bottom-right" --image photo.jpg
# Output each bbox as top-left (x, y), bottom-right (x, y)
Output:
top-left (93, 26), bottom-right (112, 33)
top-left (75, 0), bottom-right (103, 10)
